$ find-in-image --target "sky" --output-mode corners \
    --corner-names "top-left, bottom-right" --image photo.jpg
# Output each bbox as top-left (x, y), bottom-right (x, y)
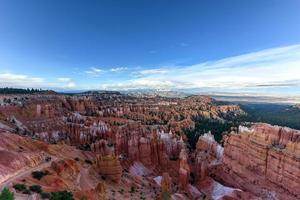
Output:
top-left (0, 0), bottom-right (300, 96)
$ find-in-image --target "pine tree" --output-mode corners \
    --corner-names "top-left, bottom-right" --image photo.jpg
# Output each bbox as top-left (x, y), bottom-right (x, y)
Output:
top-left (0, 188), bottom-right (14, 200)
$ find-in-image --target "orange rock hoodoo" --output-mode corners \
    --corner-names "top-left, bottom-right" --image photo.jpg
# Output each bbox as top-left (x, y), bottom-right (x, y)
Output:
top-left (96, 155), bottom-right (122, 183)
top-left (95, 182), bottom-right (107, 200)
top-left (179, 148), bottom-right (190, 190)
top-left (161, 172), bottom-right (172, 198)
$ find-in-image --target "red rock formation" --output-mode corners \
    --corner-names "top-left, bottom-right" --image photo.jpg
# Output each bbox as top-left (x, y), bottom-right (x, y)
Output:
top-left (127, 134), bottom-right (140, 162)
top-left (178, 148), bottom-right (190, 190)
top-left (91, 139), bottom-right (114, 156)
top-left (151, 132), bottom-right (169, 170)
top-left (194, 132), bottom-right (223, 183)
top-left (115, 129), bottom-right (171, 169)
top-left (196, 132), bottom-right (223, 159)
top-left (161, 172), bottom-right (172, 198)
top-left (96, 155), bottom-right (122, 183)
top-left (220, 124), bottom-right (300, 199)
top-left (95, 182), bottom-right (107, 200)
top-left (138, 137), bottom-right (152, 166)
top-left (0, 131), bottom-right (46, 183)
top-left (51, 159), bottom-right (80, 179)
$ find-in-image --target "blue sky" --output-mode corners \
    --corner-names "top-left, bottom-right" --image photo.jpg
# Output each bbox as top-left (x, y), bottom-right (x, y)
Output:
top-left (0, 0), bottom-right (300, 95)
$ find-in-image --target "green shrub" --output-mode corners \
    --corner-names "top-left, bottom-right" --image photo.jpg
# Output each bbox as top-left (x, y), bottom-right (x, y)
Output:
top-left (22, 189), bottom-right (32, 195)
top-left (161, 191), bottom-right (171, 200)
top-left (13, 184), bottom-right (26, 192)
top-left (40, 192), bottom-right (51, 199)
top-left (130, 186), bottom-right (136, 193)
top-left (32, 171), bottom-right (49, 180)
top-left (0, 188), bottom-right (14, 200)
top-left (50, 191), bottom-right (74, 200)
top-left (45, 157), bottom-right (52, 162)
top-left (169, 155), bottom-right (178, 161)
top-left (29, 185), bottom-right (42, 193)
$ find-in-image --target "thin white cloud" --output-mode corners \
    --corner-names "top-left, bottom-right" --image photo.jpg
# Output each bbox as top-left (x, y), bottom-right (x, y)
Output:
top-left (0, 73), bottom-right (76, 89)
top-left (102, 44), bottom-right (300, 94)
top-left (57, 77), bottom-right (76, 88)
top-left (57, 77), bottom-right (71, 82)
top-left (110, 67), bottom-right (128, 72)
top-left (101, 79), bottom-right (181, 91)
top-left (85, 67), bottom-right (104, 76)
top-left (0, 73), bottom-right (44, 87)
top-left (65, 82), bottom-right (76, 88)
top-left (135, 69), bottom-right (169, 76)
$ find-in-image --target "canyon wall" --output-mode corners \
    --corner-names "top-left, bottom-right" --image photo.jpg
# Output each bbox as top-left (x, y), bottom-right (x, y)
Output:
top-left (219, 123), bottom-right (300, 199)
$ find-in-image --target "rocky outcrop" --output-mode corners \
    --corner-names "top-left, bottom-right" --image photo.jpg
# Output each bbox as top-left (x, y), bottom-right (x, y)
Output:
top-left (161, 172), bottom-right (172, 198)
top-left (138, 137), bottom-right (152, 166)
top-left (51, 159), bottom-right (80, 179)
top-left (220, 123), bottom-right (300, 199)
top-left (152, 133), bottom-right (169, 170)
top-left (91, 139), bottom-right (114, 156)
top-left (96, 155), bottom-right (122, 183)
top-left (115, 129), bottom-right (174, 169)
top-left (196, 132), bottom-right (223, 160)
top-left (95, 182), bottom-right (107, 200)
top-left (178, 148), bottom-right (190, 190)
top-left (0, 131), bottom-right (47, 184)
top-left (194, 132), bottom-right (224, 184)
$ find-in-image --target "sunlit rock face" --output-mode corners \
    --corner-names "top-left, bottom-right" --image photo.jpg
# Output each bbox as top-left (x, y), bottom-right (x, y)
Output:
top-left (51, 159), bottom-right (80, 179)
top-left (194, 132), bottom-right (224, 183)
top-left (219, 123), bottom-right (300, 199)
top-left (0, 131), bottom-right (45, 183)
top-left (96, 155), bottom-right (122, 183)
top-left (178, 148), bottom-right (190, 190)
top-left (196, 132), bottom-right (224, 161)
top-left (161, 172), bottom-right (172, 194)
top-left (94, 182), bottom-right (107, 200)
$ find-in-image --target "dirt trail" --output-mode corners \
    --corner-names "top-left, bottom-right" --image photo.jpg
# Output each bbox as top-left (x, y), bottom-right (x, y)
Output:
top-left (0, 158), bottom-right (58, 191)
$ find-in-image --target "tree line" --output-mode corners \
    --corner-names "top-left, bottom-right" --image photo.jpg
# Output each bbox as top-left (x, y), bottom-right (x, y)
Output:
top-left (0, 87), bottom-right (48, 94)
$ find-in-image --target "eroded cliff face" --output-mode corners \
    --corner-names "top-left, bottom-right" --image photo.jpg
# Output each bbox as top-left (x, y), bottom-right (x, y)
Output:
top-left (194, 132), bottom-right (223, 183)
top-left (0, 131), bottom-right (47, 184)
top-left (96, 155), bottom-right (122, 183)
top-left (216, 123), bottom-right (300, 200)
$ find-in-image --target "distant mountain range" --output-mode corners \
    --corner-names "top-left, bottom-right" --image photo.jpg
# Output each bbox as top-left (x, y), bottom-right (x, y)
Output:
top-left (122, 89), bottom-right (300, 104)
top-left (2, 87), bottom-right (300, 104)
top-left (210, 94), bottom-right (300, 105)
